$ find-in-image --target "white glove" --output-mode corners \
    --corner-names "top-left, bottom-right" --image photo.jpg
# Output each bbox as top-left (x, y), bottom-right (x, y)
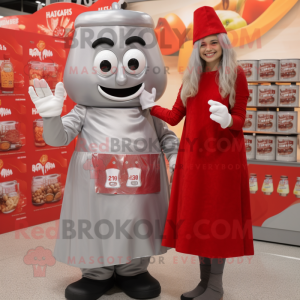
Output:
top-left (168, 154), bottom-right (177, 181)
top-left (139, 87), bottom-right (156, 110)
top-left (208, 100), bottom-right (232, 129)
top-left (28, 79), bottom-right (65, 118)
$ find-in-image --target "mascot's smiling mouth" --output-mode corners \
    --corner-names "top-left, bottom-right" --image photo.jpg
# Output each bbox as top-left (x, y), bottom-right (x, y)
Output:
top-left (98, 83), bottom-right (144, 101)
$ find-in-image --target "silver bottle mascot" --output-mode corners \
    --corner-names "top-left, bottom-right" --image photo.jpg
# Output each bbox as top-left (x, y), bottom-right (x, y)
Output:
top-left (28, 2), bottom-right (178, 300)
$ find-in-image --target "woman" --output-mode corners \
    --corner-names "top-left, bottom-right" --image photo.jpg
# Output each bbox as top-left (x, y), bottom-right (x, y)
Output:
top-left (139, 6), bottom-right (254, 300)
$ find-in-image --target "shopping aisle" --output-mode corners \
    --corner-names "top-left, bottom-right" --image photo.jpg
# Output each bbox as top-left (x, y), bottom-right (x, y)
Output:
top-left (0, 221), bottom-right (299, 300)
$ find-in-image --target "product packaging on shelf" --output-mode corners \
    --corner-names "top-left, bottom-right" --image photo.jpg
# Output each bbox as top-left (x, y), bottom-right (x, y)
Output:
top-left (276, 136), bottom-right (297, 162)
top-left (278, 85), bottom-right (299, 107)
top-left (247, 85), bottom-right (257, 106)
top-left (277, 175), bottom-right (290, 197)
top-left (249, 173), bottom-right (258, 194)
top-left (32, 173), bottom-right (63, 205)
top-left (280, 59), bottom-right (300, 81)
top-left (257, 111), bottom-right (277, 132)
top-left (277, 111), bottom-right (298, 133)
top-left (0, 97), bottom-right (27, 155)
top-left (244, 134), bottom-right (256, 160)
top-left (0, 156), bottom-right (28, 234)
top-left (0, 180), bottom-right (20, 214)
top-left (258, 59), bottom-right (279, 81)
top-left (20, 149), bottom-right (73, 230)
top-left (26, 149), bottom-right (71, 229)
top-left (255, 135), bottom-right (276, 160)
top-left (0, 32), bottom-right (25, 97)
top-left (0, 120), bottom-right (26, 154)
top-left (262, 174), bottom-right (273, 195)
top-left (294, 177), bottom-right (300, 198)
top-left (28, 61), bottom-right (63, 89)
top-left (243, 111), bottom-right (256, 131)
top-left (33, 119), bottom-right (45, 147)
top-left (29, 150), bottom-right (68, 207)
top-left (257, 85), bottom-right (278, 107)
top-left (239, 60), bottom-right (258, 81)
top-left (1, 53), bottom-right (14, 94)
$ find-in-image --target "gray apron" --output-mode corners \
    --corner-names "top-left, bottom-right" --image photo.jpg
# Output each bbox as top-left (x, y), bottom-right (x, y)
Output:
top-left (42, 105), bottom-right (178, 268)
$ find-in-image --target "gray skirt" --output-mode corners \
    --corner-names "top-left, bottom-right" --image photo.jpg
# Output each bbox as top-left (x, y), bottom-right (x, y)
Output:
top-left (53, 151), bottom-right (170, 268)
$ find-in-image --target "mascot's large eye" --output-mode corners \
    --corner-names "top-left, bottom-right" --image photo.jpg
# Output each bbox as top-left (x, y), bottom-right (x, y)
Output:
top-left (94, 50), bottom-right (118, 77)
top-left (123, 49), bottom-right (146, 75)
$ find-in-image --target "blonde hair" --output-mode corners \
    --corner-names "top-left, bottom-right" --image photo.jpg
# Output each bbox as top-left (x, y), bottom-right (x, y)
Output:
top-left (181, 33), bottom-right (238, 109)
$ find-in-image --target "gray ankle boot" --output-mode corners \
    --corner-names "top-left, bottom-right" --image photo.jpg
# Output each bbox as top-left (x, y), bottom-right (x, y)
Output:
top-left (193, 273), bottom-right (224, 300)
top-left (194, 258), bottom-right (225, 300)
top-left (181, 264), bottom-right (211, 300)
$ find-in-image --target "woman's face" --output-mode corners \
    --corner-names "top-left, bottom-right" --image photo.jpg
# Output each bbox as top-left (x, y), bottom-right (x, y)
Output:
top-left (199, 35), bottom-right (223, 68)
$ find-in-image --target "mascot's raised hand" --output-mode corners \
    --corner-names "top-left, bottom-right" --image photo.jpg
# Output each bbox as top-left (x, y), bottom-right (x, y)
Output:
top-left (28, 79), bottom-right (65, 117)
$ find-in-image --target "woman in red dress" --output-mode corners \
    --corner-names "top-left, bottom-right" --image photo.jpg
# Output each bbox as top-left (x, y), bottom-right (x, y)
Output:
top-left (139, 6), bottom-right (254, 300)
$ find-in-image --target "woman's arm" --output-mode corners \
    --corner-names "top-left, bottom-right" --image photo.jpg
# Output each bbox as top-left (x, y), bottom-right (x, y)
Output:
top-left (150, 86), bottom-right (186, 126)
top-left (229, 67), bottom-right (249, 131)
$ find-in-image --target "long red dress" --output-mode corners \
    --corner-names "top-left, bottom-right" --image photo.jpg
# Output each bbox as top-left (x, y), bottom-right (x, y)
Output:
top-left (151, 67), bottom-right (254, 258)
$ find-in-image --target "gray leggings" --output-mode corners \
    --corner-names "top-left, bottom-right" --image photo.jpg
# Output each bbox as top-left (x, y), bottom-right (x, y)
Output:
top-left (199, 256), bottom-right (226, 273)
top-left (81, 256), bottom-right (150, 280)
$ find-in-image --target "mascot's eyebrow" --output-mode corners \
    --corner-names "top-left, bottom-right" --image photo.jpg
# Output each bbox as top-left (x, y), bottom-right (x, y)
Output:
top-left (92, 37), bottom-right (114, 48)
top-left (125, 36), bottom-right (146, 46)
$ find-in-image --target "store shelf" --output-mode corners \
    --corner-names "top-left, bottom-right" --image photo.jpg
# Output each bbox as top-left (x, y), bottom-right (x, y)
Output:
top-left (247, 106), bottom-right (299, 109)
top-left (247, 81), bottom-right (300, 84)
top-left (247, 159), bottom-right (300, 167)
top-left (244, 131), bottom-right (299, 135)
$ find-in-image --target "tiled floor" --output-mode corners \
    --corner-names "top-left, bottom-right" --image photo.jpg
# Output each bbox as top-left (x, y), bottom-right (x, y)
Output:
top-left (1, 221), bottom-right (300, 299)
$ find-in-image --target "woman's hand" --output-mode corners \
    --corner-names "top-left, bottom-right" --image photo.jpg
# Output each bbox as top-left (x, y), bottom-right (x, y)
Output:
top-left (208, 100), bottom-right (232, 129)
top-left (139, 88), bottom-right (156, 110)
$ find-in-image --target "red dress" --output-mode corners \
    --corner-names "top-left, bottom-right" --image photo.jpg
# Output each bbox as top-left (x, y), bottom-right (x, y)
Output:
top-left (151, 68), bottom-right (254, 258)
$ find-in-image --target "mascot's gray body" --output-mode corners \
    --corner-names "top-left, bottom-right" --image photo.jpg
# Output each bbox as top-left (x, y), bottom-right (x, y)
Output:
top-left (42, 3), bottom-right (178, 271)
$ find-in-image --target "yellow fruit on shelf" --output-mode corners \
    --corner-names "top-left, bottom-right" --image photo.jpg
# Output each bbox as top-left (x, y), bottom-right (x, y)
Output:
top-left (216, 10), bottom-right (247, 31)
top-left (214, 0), bottom-right (247, 14)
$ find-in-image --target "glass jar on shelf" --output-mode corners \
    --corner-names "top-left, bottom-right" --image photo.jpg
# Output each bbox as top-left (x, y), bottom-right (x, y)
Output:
top-left (33, 119), bottom-right (45, 147)
top-left (294, 177), bottom-right (300, 198)
top-left (44, 63), bottom-right (58, 90)
top-left (29, 62), bottom-right (44, 86)
top-left (31, 176), bottom-right (46, 205)
top-left (45, 174), bottom-right (62, 203)
top-left (1, 53), bottom-right (14, 93)
top-left (0, 121), bottom-right (22, 151)
top-left (249, 173), bottom-right (258, 194)
top-left (55, 64), bottom-right (63, 83)
top-left (1, 180), bottom-right (20, 213)
top-left (277, 175), bottom-right (289, 197)
top-left (262, 175), bottom-right (273, 195)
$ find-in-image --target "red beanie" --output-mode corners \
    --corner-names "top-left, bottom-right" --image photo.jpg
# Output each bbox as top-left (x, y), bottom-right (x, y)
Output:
top-left (193, 6), bottom-right (227, 44)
